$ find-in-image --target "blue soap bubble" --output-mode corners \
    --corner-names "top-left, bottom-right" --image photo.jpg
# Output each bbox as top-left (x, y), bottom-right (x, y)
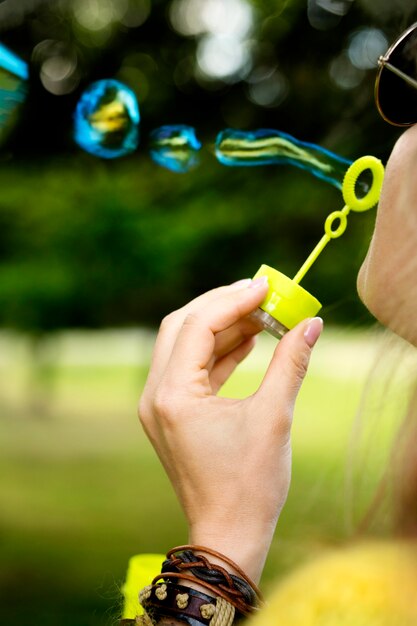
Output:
top-left (149, 125), bottom-right (202, 173)
top-left (0, 42), bottom-right (29, 146)
top-left (74, 79), bottom-right (140, 159)
top-left (215, 128), bottom-right (352, 190)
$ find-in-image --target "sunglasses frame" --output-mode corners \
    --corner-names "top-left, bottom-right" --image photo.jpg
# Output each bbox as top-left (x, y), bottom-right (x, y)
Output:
top-left (375, 21), bottom-right (417, 127)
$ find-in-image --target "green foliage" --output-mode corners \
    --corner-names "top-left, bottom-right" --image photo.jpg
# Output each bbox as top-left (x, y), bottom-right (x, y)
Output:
top-left (1, 0), bottom-right (415, 331)
top-left (0, 153), bottom-right (377, 330)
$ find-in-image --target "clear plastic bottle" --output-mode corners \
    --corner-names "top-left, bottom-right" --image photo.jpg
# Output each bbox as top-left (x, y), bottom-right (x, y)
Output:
top-left (250, 265), bottom-right (322, 340)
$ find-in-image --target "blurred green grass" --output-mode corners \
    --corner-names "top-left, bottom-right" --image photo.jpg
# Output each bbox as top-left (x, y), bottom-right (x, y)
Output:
top-left (0, 326), bottom-right (415, 625)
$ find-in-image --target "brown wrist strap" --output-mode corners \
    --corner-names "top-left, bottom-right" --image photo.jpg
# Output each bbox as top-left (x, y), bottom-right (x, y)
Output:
top-left (166, 545), bottom-right (263, 603)
top-left (142, 582), bottom-right (237, 626)
top-left (151, 573), bottom-right (250, 616)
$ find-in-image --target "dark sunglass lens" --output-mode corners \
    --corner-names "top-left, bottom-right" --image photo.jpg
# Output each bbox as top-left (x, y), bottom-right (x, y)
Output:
top-left (377, 26), bottom-right (417, 125)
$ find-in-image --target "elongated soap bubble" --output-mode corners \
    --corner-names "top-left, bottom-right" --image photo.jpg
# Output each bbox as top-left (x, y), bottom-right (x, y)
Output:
top-left (0, 42), bottom-right (29, 146)
top-left (74, 79), bottom-right (140, 159)
top-left (149, 125), bottom-right (202, 173)
top-left (215, 128), bottom-right (352, 189)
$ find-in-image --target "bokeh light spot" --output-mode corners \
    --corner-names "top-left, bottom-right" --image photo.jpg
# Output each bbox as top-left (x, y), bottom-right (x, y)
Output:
top-left (170, 0), bottom-right (253, 38)
top-left (73, 0), bottom-right (127, 31)
top-left (120, 0), bottom-right (151, 27)
top-left (197, 35), bottom-right (252, 81)
top-left (329, 52), bottom-right (365, 90)
top-left (308, 0), bottom-right (354, 30)
top-left (348, 27), bottom-right (388, 70)
top-left (33, 40), bottom-right (80, 96)
top-left (247, 67), bottom-right (289, 108)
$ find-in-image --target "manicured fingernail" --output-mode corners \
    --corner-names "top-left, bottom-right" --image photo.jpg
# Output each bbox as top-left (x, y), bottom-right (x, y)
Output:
top-left (249, 276), bottom-right (269, 289)
top-left (304, 317), bottom-right (323, 347)
top-left (231, 278), bottom-right (252, 288)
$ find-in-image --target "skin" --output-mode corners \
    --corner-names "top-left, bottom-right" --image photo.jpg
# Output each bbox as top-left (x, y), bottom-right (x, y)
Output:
top-left (139, 276), bottom-right (323, 583)
top-left (138, 125), bottom-right (417, 595)
top-left (357, 124), bottom-right (417, 346)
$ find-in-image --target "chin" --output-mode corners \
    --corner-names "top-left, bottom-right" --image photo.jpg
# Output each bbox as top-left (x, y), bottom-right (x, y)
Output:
top-left (357, 262), bottom-right (417, 347)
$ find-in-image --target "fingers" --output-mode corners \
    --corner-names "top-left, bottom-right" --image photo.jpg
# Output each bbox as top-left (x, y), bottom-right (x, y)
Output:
top-left (207, 316), bottom-right (261, 370)
top-left (254, 317), bottom-right (323, 430)
top-left (145, 280), bottom-right (252, 392)
top-left (165, 278), bottom-right (269, 385)
top-left (209, 336), bottom-right (257, 394)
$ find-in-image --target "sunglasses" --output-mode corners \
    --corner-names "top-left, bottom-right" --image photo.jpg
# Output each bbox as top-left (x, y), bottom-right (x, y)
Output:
top-left (375, 22), bottom-right (417, 126)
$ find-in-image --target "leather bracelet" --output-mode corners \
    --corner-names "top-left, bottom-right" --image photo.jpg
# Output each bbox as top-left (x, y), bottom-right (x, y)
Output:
top-left (166, 546), bottom-right (263, 604)
top-left (161, 546), bottom-right (263, 615)
top-left (151, 572), bottom-right (249, 616)
top-left (141, 582), bottom-right (236, 626)
top-left (162, 551), bottom-right (256, 607)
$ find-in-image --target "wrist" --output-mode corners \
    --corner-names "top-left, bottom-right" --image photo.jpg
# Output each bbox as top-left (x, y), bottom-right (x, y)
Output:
top-left (188, 524), bottom-right (275, 584)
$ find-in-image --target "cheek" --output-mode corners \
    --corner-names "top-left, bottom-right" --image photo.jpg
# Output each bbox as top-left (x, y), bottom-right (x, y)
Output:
top-left (356, 127), bottom-right (417, 344)
top-left (356, 255), bottom-right (369, 306)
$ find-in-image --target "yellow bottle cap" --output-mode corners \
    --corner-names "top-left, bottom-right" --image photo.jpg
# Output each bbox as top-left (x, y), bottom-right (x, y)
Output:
top-left (253, 264), bottom-right (322, 330)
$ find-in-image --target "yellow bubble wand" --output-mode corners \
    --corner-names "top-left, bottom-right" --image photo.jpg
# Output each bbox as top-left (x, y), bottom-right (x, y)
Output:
top-left (251, 156), bottom-right (385, 339)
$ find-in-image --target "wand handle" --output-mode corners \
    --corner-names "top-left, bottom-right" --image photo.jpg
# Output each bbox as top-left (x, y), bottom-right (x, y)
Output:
top-left (293, 156), bottom-right (384, 284)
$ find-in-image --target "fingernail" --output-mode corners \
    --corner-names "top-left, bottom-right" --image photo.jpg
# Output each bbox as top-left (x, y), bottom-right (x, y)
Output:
top-left (304, 317), bottom-right (323, 347)
top-left (231, 278), bottom-right (252, 288)
top-left (249, 276), bottom-right (269, 289)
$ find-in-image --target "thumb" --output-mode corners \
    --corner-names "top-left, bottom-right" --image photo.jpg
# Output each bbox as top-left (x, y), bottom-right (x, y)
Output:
top-left (255, 317), bottom-right (323, 416)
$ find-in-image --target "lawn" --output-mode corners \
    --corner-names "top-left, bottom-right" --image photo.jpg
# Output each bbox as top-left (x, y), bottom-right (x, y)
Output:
top-left (0, 326), bottom-right (415, 625)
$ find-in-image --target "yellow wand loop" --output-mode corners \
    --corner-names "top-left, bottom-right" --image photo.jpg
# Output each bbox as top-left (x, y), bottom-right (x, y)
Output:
top-left (251, 155), bottom-right (385, 339)
top-left (293, 156), bottom-right (385, 285)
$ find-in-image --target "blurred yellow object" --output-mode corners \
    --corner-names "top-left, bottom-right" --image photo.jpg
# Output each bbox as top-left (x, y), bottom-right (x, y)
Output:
top-left (122, 553), bottom-right (164, 619)
top-left (254, 541), bottom-right (417, 626)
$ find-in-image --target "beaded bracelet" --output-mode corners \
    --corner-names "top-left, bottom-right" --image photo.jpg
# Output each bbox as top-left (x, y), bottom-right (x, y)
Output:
top-left (151, 572), bottom-right (248, 617)
top-left (140, 582), bottom-right (235, 626)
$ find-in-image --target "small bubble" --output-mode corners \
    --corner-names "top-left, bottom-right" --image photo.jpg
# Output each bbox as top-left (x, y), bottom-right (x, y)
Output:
top-left (149, 125), bottom-right (201, 173)
top-left (74, 79), bottom-right (140, 159)
top-left (0, 42), bottom-right (29, 146)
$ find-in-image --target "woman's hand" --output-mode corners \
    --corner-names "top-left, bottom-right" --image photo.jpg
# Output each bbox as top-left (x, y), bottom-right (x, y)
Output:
top-left (139, 278), bottom-right (322, 582)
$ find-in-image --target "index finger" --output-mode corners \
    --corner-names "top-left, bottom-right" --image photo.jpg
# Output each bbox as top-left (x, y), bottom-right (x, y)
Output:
top-left (165, 277), bottom-right (268, 386)
top-left (145, 280), bottom-right (251, 395)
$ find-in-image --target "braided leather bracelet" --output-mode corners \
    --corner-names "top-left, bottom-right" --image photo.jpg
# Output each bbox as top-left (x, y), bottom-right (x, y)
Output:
top-left (166, 546), bottom-right (263, 602)
top-left (162, 550), bottom-right (257, 608)
top-left (161, 545), bottom-right (263, 614)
